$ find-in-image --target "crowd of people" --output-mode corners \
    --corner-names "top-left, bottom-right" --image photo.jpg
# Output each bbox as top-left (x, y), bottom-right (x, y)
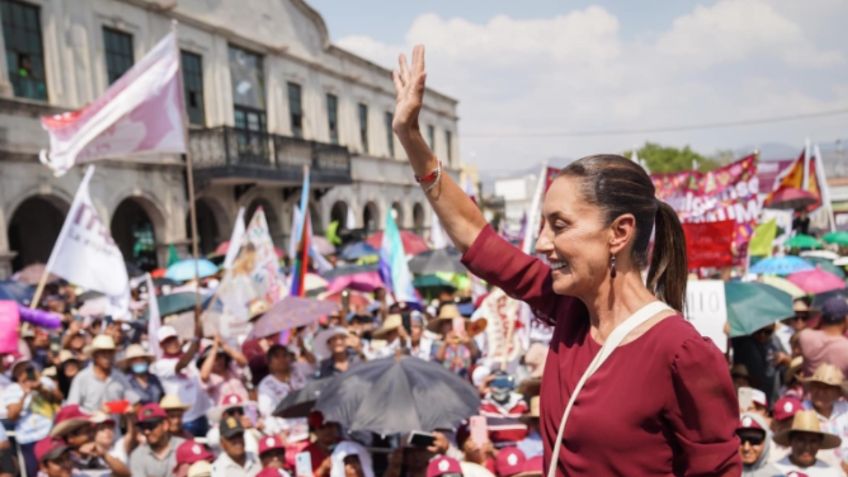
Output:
top-left (0, 273), bottom-right (556, 477)
top-left (732, 295), bottom-right (848, 476)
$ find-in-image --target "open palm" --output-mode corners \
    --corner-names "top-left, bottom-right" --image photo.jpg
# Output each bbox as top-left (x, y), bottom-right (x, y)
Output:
top-left (392, 45), bottom-right (427, 134)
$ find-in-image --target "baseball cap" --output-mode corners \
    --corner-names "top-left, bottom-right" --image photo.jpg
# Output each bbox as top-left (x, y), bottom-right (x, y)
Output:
top-left (821, 297), bottom-right (848, 324)
top-left (50, 404), bottom-right (92, 438)
top-left (157, 326), bottom-right (179, 343)
top-left (220, 415), bottom-right (245, 439)
top-left (496, 447), bottom-right (527, 477)
top-left (174, 440), bottom-right (214, 471)
top-left (749, 388), bottom-right (767, 408)
top-left (219, 393), bottom-right (245, 410)
top-left (737, 414), bottom-right (766, 432)
top-left (773, 396), bottom-right (803, 422)
top-left (258, 435), bottom-right (285, 456)
top-left (35, 436), bottom-right (69, 463)
top-left (137, 403), bottom-right (167, 423)
top-left (426, 456), bottom-right (462, 477)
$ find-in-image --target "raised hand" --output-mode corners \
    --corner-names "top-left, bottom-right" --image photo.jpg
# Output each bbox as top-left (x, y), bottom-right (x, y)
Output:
top-left (392, 45), bottom-right (427, 139)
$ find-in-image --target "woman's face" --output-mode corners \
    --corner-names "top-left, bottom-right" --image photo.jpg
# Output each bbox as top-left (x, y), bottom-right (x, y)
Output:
top-left (161, 337), bottom-right (181, 356)
top-left (537, 176), bottom-right (618, 297)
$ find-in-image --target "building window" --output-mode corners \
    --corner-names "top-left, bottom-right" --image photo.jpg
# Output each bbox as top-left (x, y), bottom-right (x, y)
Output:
top-left (427, 125), bottom-right (436, 150)
top-left (229, 45), bottom-right (267, 159)
top-left (181, 51), bottom-right (204, 125)
top-left (384, 111), bottom-right (395, 158)
top-left (358, 103), bottom-right (369, 154)
top-left (1, 0), bottom-right (46, 100)
top-left (287, 82), bottom-right (303, 138)
top-left (326, 93), bottom-right (338, 144)
top-left (445, 130), bottom-right (453, 164)
top-left (103, 27), bottom-right (134, 85)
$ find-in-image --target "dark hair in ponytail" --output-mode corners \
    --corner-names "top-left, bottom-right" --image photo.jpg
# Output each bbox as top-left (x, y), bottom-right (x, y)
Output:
top-left (558, 155), bottom-right (688, 311)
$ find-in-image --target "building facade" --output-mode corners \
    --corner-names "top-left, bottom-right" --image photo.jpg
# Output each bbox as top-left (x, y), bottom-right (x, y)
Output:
top-left (0, 0), bottom-right (461, 277)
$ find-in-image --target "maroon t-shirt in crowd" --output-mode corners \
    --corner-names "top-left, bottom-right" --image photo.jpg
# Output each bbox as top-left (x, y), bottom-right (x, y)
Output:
top-left (461, 225), bottom-right (741, 476)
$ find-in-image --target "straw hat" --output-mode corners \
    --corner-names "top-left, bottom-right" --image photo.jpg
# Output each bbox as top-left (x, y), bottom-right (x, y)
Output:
top-left (118, 344), bottom-right (154, 368)
top-left (160, 394), bottom-right (190, 411)
top-left (87, 335), bottom-right (116, 354)
top-left (426, 304), bottom-right (462, 333)
top-left (58, 350), bottom-right (80, 365)
top-left (784, 356), bottom-right (804, 384)
top-left (187, 460), bottom-right (212, 477)
top-left (803, 363), bottom-right (845, 388)
top-left (773, 410), bottom-right (842, 449)
top-left (247, 300), bottom-right (270, 321)
top-left (372, 314), bottom-right (403, 339)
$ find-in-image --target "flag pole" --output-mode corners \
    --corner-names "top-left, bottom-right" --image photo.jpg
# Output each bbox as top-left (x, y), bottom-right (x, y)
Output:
top-left (172, 21), bottom-right (202, 317)
top-left (30, 166), bottom-right (96, 309)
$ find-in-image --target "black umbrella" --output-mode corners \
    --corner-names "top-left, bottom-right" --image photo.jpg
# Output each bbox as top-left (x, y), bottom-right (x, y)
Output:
top-left (408, 249), bottom-right (465, 275)
top-left (314, 356), bottom-right (480, 434)
top-left (273, 378), bottom-right (334, 418)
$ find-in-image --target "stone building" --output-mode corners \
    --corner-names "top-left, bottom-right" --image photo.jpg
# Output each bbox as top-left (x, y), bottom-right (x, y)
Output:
top-left (0, 0), bottom-right (461, 277)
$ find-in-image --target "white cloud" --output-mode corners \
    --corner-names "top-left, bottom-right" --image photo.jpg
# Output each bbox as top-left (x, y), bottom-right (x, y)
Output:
top-left (336, 0), bottom-right (848, 170)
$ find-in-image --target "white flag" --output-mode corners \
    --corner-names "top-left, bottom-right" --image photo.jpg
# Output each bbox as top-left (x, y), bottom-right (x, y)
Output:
top-left (430, 213), bottom-right (449, 250)
top-left (39, 32), bottom-right (186, 176)
top-left (144, 274), bottom-right (162, 358)
top-left (45, 166), bottom-right (128, 297)
top-left (223, 207), bottom-right (246, 270)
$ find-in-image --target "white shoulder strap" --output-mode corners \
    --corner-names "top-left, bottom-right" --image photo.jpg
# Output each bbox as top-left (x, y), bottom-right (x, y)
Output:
top-left (545, 301), bottom-right (672, 477)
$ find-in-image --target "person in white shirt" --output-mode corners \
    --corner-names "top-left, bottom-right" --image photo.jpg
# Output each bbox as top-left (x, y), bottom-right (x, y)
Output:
top-left (257, 345), bottom-right (305, 436)
top-left (150, 326), bottom-right (211, 437)
top-left (759, 410), bottom-right (842, 477)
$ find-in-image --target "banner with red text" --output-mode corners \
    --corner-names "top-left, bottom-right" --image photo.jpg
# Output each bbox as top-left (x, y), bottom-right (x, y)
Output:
top-left (652, 154), bottom-right (759, 262)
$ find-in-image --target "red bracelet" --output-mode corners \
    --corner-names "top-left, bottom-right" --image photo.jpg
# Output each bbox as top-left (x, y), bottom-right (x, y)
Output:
top-left (415, 160), bottom-right (442, 184)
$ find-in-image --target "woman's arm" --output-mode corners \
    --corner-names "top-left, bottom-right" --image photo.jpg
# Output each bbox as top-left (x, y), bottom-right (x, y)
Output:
top-left (392, 46), bottom-right (486, 252)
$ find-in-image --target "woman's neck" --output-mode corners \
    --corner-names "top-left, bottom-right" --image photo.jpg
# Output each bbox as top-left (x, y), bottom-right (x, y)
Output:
top-left (581, 269), bottom-right (660, 343)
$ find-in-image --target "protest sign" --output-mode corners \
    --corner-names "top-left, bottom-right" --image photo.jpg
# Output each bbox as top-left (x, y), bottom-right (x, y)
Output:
top-left (653, 154), bottom-right (760, 264)
top-left (685, 280), bottom-right (728, 353)
top-left (682, 221), bottom-right (735, 269)
top-left (0, 301), bottom-right (20, 354)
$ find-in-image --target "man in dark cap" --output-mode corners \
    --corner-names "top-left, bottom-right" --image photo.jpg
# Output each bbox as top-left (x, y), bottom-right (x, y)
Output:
top-left (211, 415), bottom-right (260, 476)
top-left (129, 403), bottom-right (185, 477)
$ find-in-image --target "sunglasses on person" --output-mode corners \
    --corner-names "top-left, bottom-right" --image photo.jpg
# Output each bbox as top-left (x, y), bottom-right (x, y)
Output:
top-left (139, 420), bottom-right (163, 432)
top-left (737, 431), bottom-right (765, 446)
top-left (224, 407), bottom-right (244, 417)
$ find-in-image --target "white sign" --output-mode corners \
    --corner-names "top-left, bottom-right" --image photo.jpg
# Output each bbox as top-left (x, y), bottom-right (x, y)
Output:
top-left (685, 280), bottom-right (727, 352)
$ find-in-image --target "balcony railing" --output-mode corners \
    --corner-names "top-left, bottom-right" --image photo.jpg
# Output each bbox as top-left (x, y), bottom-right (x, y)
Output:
top-left (189, 126), bottom-right (352, 186)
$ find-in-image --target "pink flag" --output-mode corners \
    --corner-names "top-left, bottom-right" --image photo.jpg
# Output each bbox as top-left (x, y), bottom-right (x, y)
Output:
top-left (39, 32), bottom-right (186, 176)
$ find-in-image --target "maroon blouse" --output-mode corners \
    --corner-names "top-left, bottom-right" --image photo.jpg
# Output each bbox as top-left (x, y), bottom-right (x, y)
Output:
top-left (462, 225), bottom-right (741, 476)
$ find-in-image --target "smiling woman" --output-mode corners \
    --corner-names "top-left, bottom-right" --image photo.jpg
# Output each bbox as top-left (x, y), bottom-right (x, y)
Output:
top-left (391, 45), bottom-right (741, 476)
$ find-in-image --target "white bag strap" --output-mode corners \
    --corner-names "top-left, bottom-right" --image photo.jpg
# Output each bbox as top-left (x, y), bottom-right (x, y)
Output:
top-left (545, 301), bottom-right (672, 477)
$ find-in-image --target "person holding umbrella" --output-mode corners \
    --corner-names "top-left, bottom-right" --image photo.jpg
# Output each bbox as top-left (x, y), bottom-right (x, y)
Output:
top-left (391, 46), bottom-right (739, 475)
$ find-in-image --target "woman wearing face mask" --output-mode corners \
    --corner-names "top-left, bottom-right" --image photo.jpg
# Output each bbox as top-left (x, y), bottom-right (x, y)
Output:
top-left (119, 344), bottom-right (164, 405)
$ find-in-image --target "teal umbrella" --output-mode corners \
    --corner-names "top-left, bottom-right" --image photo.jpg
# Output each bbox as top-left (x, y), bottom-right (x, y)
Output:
top-left (785, 234), bottom-right (823, 250)
top-left (413, 274), bottom-right (455, 289)
top-left (823, 231), bottom-right (848, 246)
top-left (142, 292), bottom-right (212, 320)
top-left (803, 257), bottom-right (846, 279)
top-left (725, 281), bottom-right (794, 337)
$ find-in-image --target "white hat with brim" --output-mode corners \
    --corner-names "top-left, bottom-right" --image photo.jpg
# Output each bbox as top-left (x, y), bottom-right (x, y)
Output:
top-left (156, 326), bottom-right (179, 344)
top-left (774, 410), bottom-right (841, 449)
top-left (313, 327), bottom-right (350, 361)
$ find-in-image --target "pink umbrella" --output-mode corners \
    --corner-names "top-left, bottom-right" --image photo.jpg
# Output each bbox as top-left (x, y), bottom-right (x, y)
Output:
top-left (326, 271), bottom-right (385, 294)
top-left (787, 268), bottom-right (846, 294)
top-left (247, 295), bottom-right (339, 339)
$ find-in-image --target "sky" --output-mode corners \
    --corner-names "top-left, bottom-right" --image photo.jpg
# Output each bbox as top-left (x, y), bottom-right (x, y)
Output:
top-left (308, 0), bottom-right (848, 173)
